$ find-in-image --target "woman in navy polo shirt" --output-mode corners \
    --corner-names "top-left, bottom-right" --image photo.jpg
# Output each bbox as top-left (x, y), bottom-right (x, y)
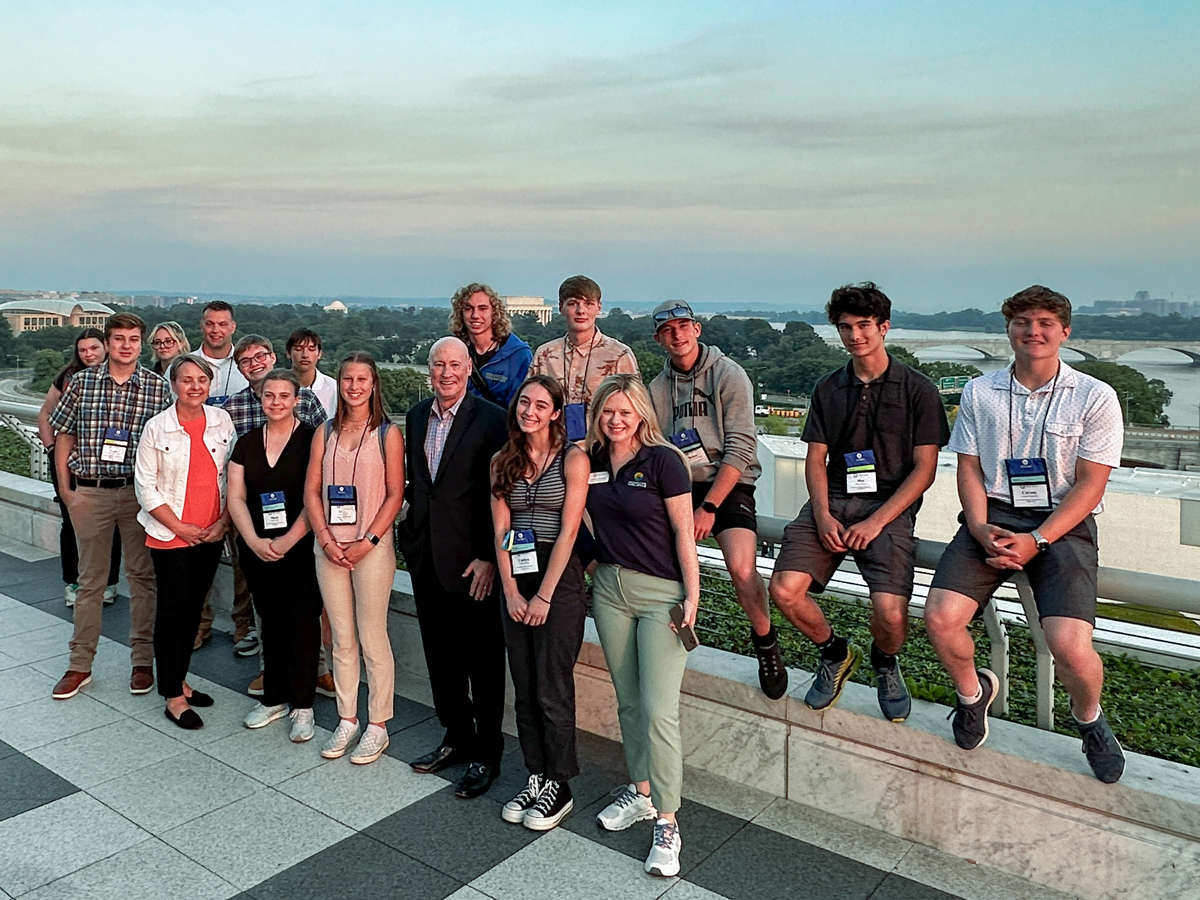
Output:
top-left (584, 373), bottom-right (700, 878)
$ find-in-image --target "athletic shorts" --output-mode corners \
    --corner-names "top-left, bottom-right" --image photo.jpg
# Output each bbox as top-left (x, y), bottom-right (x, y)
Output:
top-left (692, 482), bottom-right (757, 535)
top-left (773, 495), bottom-right (918, 599)
top-left (928, 499), bottom-right (1099, 624)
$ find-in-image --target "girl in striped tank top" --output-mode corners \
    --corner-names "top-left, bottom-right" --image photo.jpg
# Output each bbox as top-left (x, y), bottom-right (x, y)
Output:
top-left (490, 374), bottom-right (590, 832)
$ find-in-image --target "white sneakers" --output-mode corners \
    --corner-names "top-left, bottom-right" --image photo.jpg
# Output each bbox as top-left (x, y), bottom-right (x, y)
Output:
top-left (350, 727), bottom-right (389, 765)
top-left (644, 817), bottom-right (682, 877)
top-left (103, 584), bottom-right (117, 605)
top-left (243, 703), bottom-right (289, 729)
top-left (64, 583), bottom-right (77, 607)
top-left (289, 708), bottom-right (315, 743)
top-left (596, 784), bottom-right (657, 831)
top-left (321, 719), bottom-right (361, 758)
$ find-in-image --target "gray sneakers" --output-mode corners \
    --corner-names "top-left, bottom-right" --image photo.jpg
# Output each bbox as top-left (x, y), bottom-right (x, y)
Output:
top-left (243, 703), bottom-right (289, 729)
top-left (875, 658), bottom-right (912, 722)
top-left (805, 643), bottom-right (863, 710)
top-left (321, 719), bottom-right (361, 759)
top-left (644, 818), bottom-right (681, 877)
top-left (350, 727), bottom-right (389, 765)
top-left (596, 784), bottom-right (657, 831)
top-left (289, 708), bottom-right (315, 743)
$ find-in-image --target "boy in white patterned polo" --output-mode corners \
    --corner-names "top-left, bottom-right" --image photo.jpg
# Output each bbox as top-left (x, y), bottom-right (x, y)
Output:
top-left (925, 285), bottom-right (1126, 783)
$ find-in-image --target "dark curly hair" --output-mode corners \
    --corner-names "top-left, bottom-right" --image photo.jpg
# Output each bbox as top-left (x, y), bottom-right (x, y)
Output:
top-left (826, 282), bottom-right (891, 326)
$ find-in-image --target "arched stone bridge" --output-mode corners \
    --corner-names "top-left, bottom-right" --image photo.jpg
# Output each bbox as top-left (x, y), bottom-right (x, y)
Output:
top-left (869, 338), bottom-right (1200, 365)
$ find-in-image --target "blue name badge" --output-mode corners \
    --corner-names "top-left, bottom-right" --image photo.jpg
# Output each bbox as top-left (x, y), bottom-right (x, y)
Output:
top-left (100, 427), bottom-right (131, 463)
top-left (843, 449), bottom-right (877, 494)
top-left (565, 402), bottom-right (588, 442)
top-left (206, 395), bottom-right (229, 407)
top-left (503, 528), bottom-right (538, 574)
top-left (327, 484), bottom-right (358, 524)
top-left (669, 428), bottom-right (708, 466)
top-left (260, 491), bottom-right (287, 531)
top-left (1005, 457), bottom-right (1051, 509)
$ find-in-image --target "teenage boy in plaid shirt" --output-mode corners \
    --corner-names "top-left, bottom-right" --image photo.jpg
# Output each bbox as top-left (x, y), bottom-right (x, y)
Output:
top-left (49, 313), bottom-right (171, 700)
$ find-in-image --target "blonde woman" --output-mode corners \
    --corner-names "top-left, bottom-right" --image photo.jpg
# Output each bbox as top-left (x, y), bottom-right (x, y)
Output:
top-left (448, 282), bottom-right (532, 409)
top-left (584, 374), bottom-right (700, 878)
top-left (149, 321), bottom-right (191, 376)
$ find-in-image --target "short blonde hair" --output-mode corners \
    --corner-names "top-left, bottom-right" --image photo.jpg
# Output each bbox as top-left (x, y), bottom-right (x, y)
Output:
top-left (585, 373), bottom-right (688, 467)
top-left (449, 283), bottom-right (511, 345)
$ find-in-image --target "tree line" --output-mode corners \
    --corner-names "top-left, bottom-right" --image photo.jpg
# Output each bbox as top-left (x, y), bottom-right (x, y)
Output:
top-left (10, 302), bottom-right (1173, 424)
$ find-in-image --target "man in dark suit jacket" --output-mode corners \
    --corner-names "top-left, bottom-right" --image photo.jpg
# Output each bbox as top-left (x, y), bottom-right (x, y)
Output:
top-left (399, 336), bottom-right (509, 798)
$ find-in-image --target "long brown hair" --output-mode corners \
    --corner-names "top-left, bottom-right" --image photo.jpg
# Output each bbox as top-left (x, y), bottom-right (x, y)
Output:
top-left (332, 351), bottom-right (388, 432)
top-left (491, 375), bottom-right (567, 499)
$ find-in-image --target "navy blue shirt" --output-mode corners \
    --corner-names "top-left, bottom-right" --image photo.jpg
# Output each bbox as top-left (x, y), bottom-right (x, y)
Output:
top-left (586, 443), bottom-right (692, 582)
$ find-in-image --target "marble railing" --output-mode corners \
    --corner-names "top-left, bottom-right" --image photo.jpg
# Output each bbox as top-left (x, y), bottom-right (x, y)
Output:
top-left (389, 572), bottom-right (1200, 900)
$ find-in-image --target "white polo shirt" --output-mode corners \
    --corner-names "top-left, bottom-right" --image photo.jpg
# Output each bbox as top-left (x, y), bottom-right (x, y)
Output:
top-left (948, 362), bottom-right (1123, 513)
top-left (197, 347), bottom-right (249, 404)
top-left (309, 369), bottom-right (338, 418)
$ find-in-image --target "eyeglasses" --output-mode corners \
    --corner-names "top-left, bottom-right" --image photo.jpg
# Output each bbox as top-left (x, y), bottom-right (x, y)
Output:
top-left (150, 339), bottom-right (177, 349)
top-left (653, 303), bottom-right (694, 324)
top-left (237, 350), bottom-right (273, 369)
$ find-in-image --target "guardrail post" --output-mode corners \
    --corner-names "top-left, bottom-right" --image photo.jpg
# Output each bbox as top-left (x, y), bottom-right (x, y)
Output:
top-left (979, 604), bottom-right (1010, 716)
top-left (1014, 576), bottom-right (1055, 730)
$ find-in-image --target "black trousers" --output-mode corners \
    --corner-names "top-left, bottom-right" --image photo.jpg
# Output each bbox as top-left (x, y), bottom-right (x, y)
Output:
top-left (238, 536), bottom-right (321, 709)
top-left (152, 541), bottom-right (223, 699)
top-left (50, 448), bottom-right (120, 586)
top-left (412, 552), bottom-right (507, 767)
top-left (503, 546), bottom-right (587, 781)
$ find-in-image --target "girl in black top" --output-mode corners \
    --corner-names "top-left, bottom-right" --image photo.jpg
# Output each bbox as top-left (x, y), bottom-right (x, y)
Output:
top-left (490, 375), bottom-right (589, 831)
top-left (226, 369), bottom-right (321, 743)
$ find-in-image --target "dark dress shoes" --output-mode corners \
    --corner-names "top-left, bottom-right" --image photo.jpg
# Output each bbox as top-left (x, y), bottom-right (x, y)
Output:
top-left (410, 744), bottom-right (462, 774)
top-left (455, 762), bottom-right (499, 799)
top-left (164, 707), bottom-right (204, 730)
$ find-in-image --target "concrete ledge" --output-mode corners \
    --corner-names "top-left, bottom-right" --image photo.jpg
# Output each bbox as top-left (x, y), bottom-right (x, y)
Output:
top-left (390, 573), bottom-right (1200, 900)
top-left (0, 472), bottom-right (61, 554)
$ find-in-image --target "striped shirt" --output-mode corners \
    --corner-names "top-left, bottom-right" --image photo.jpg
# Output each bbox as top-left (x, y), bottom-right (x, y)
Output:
top-left (49, 365), bottom-right (172, 479)
top-left (424, 394), bottom-right (465, 479)
top-left (509, 449), bottom-right (568, 542)
top-left (223, 385), bottom-right (328, 438)
top-left (948, 362), bottom-right (1123, 513)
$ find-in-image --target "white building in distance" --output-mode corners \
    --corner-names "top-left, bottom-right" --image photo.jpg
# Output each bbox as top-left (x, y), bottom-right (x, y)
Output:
top-left (503, 295), bottom-right (554, 326)
top-left (323, 300), bottom-right (349, 314)
top-left (0, 298), bottom-right (114, 334)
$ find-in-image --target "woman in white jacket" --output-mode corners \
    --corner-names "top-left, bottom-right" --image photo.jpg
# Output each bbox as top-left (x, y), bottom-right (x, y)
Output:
top-left (134, 354), bottom-right (235, 729)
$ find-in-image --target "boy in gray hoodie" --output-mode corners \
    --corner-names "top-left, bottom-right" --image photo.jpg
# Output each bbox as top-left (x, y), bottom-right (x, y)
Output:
top-left (647, 300), bottom-right (787, 700)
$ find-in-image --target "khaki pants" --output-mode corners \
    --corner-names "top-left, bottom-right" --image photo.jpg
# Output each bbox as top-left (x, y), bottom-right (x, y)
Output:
top-left (314, 537), bottom-right (396, 724)
top-left (69, 485), bottom-right (156, 671)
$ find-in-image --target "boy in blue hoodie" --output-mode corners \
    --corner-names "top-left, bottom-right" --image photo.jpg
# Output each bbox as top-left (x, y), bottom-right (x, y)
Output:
top-left (450, 283), bottom-right (532, 410)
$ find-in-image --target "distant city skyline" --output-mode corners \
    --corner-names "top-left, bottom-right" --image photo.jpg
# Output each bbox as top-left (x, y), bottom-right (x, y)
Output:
top-left (2, 2), bottom-right (1198, 311)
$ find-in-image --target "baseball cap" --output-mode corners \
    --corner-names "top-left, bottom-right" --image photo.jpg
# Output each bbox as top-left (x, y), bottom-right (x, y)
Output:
top-left (651, 300), bottom-right (698, 332)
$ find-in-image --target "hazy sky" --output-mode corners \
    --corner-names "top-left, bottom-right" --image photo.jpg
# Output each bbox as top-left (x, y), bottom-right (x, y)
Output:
top-left (2, 1), bottom-right (1198, 310)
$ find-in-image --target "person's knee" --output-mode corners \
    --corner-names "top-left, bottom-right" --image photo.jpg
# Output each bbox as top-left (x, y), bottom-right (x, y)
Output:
top-left (1045, 629), bottom-right (1099, 677)
top-left (923, 592), bottom-right (969, 643)
top-left (769, 572), bottom-right (810, 612)
top-left (872, 600), bottom-right (908, 641)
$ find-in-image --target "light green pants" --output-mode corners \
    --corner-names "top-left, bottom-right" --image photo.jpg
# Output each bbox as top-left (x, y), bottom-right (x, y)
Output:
top-left (591, 563), bottom-right (689, 814)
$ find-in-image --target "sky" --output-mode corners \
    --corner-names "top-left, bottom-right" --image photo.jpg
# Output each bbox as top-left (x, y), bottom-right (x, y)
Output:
top-left (1, 1), bottom-right (1198, 310)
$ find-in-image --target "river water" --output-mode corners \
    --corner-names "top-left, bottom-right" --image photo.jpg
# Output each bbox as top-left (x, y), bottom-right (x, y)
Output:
top-left (802, 325), bottom-right (1200, 428)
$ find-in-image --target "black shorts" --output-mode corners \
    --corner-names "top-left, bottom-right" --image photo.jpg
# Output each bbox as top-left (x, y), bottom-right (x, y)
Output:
top-left (692, 482), bottom-right (757, 535)
top-left (773, 496), bottom-right (918, 599)
top-left (928, 499), bottom-right (1099, 624)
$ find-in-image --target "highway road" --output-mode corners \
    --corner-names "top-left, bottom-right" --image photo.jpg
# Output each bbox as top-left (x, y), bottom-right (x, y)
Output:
top-left (0, 376), bottom-right (44, 424)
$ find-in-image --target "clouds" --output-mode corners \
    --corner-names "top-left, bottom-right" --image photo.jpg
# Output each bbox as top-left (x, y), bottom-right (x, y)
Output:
top-left (0, 4), bottom-right (1198, 305)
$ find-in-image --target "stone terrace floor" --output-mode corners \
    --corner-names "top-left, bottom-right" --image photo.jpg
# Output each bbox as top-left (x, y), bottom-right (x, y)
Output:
top-left (0, 542), bottom-right (1076, 900)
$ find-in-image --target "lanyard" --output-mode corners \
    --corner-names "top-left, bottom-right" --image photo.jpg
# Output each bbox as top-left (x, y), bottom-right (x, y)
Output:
top-left (522, 447), bottom-right (559, 520)
top-left (262, 416), bottom-right (298, 459)
top-left (564, 333), bottom-right (597, 405)
top-left (1008, 363), bottom-right (1061, 460)
top-left (833, 358), bottom-right (890, 457)
top-left (332, 422), bottom-right (369, 486)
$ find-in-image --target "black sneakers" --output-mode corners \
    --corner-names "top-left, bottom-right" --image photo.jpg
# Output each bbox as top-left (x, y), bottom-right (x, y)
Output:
top-left (948, 668), bottom-right (999, 750)
top-left (874, 657), bottom-right (911, 723)
top-left (751, 626), bottom-right (789, 700)
top-left (502, 773), bottom-right (543, 824)
top-left (1076, 709), bottom-right (1126, 784)
top-left (524, 779), bottom-right (573, 831)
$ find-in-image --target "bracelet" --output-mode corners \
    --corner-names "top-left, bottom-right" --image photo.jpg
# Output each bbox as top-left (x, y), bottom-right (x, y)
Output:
top-left (533, 593), bottom-right (550, 605)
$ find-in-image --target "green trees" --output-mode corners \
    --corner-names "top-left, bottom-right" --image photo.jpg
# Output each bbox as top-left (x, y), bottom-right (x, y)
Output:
top-left (31, 349), bottom-right (65, 392)
top-left (1073, 361), bottom-right (1172, 425)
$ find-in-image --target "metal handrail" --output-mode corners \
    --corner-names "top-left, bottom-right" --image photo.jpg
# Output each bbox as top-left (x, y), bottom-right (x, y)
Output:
top-left (752, 514), bottom-right (1200, 730)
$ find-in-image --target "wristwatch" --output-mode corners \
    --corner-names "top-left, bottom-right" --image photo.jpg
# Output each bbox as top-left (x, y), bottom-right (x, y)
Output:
top-left (364, 531), bottom-right (381, 546)
top-left (1030, 529), bottom-right (1050, 553)
top-left (701, 500), bottom-right (719, 514)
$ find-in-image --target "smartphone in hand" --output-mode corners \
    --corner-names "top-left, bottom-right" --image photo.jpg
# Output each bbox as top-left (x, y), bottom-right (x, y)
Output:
top-left (669, 604), bottom-right (700, 652)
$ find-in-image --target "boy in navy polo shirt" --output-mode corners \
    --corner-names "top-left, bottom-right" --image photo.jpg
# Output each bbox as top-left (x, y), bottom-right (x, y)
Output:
top-left (770, 283), bottom-right (948, 721)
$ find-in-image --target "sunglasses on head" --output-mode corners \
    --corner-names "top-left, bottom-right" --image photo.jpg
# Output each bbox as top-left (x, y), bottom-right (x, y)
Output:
top-left (653, 303), bottom-right (694, 323)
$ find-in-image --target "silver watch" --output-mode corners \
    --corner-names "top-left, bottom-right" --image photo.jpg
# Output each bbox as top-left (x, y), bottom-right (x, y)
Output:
top-left (1030, 529), bottom-right (1050, 553)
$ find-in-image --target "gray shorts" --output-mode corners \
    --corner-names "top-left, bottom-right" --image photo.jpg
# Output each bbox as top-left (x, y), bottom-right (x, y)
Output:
top-left (774, 496), bottom-right (918, 599)
top-left (928, 499), bottom-right (1099, 624)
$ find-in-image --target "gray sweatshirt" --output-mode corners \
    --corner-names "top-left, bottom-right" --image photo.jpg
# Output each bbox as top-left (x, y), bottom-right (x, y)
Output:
top-left (648, 343), bottom-right (761, 485)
